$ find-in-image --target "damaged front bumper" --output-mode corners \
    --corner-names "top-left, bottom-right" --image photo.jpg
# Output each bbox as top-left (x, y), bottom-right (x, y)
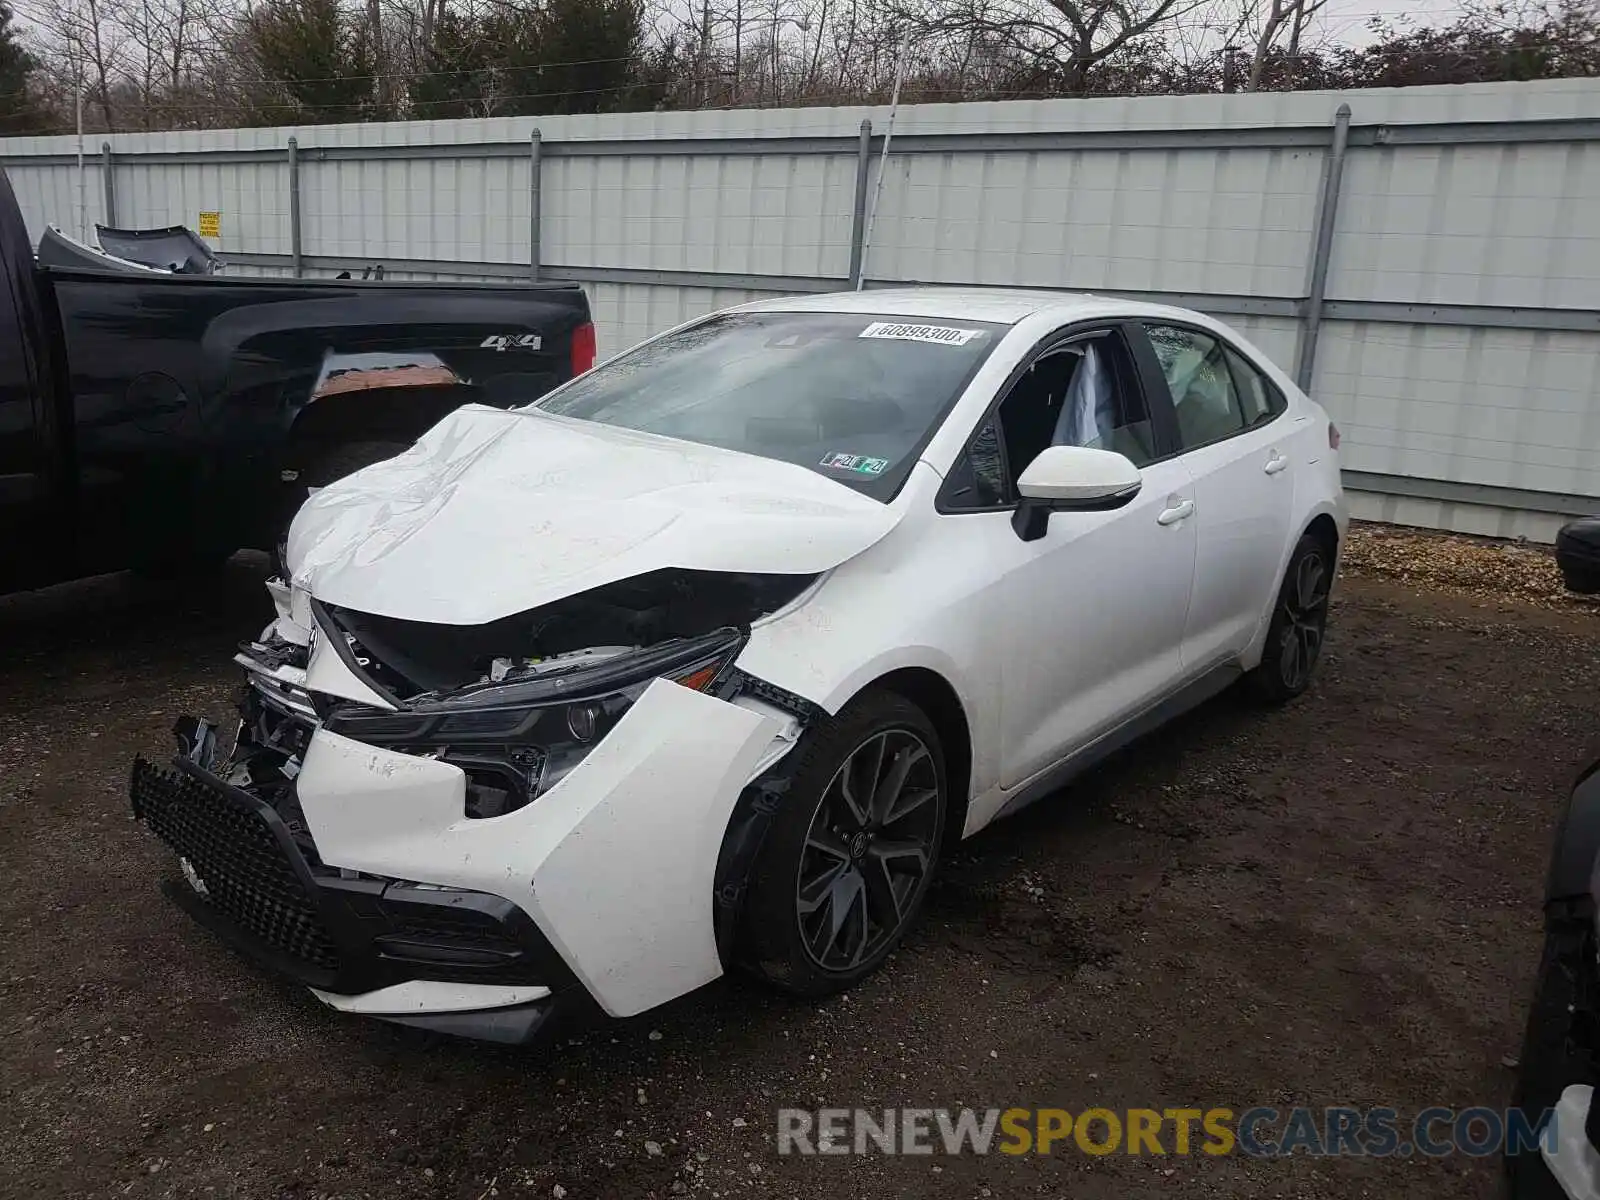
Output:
top-left (131, 755), bottom-right (583, 1043)
top-left (131, 595), bottom-right (805, 1038)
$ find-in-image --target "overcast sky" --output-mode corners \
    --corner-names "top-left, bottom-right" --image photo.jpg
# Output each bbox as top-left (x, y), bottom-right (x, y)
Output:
top-left (1316, 0), bottom-right (1474, 43)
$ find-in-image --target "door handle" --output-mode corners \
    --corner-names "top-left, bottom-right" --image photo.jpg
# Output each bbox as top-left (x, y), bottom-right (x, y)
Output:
top-left (1264, 451), bottom-right (1290, 475)
top-left (1157, 498), bottom-right (1195, 526)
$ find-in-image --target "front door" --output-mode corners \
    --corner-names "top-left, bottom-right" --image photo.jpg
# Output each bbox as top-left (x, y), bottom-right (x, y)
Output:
top-left (939, 324), bottom-right (1199, 790)
top-left (997, 455), bottom-right (1198, 786)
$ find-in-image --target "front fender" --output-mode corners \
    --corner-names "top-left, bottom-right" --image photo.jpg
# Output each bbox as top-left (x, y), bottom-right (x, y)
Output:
top-left (296, 678), bottom-right (783, 1018)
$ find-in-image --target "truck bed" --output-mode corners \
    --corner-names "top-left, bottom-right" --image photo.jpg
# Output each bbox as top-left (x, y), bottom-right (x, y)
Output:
top-left (0, 161), bottom-right (593, 593)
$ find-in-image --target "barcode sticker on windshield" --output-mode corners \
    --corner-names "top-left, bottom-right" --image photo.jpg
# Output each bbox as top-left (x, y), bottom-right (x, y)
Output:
top-left (858, 322), bottom-right (983, 347)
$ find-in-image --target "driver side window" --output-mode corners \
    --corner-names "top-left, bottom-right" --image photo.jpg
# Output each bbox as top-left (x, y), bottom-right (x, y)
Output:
top-left (943, 329), bottom-right (1154, 511)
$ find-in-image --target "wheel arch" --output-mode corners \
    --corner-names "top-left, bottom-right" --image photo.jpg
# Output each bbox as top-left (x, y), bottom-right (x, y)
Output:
top-left (712, 661), bottom-right (977, 970)
top-left (285, 386), bottom-right (469, 470)
top-left (1242, 503), bottom-right (1346, 674)
top-left (1304, 511), bottom-right (1340, 557)
top-left (869, 666), bottom-right (974, 852)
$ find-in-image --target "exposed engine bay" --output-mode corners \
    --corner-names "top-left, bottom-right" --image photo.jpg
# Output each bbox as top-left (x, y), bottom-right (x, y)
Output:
top-left (319, 568), bottom-right (820, 699)
top-left (224, 568), bottom-right (820, 825)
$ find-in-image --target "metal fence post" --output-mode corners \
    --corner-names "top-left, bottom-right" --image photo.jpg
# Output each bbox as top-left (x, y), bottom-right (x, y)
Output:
top-left (847, 119), bottom-right (873, 288)
top-left (287, 136), bottom-right (303, 277)
top-left (100, 142), bottom-right (116, 227)
top-left (1295, 103), bottom-right (1352, 393)
top-left (529, 129), bottom-right (542, 282)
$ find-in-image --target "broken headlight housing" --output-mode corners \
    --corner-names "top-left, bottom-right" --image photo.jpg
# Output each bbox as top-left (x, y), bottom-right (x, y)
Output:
top-left (322, 627), bottom-right (745, 819)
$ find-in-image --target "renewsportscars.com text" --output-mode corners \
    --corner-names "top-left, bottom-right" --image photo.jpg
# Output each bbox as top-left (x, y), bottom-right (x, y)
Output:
top-left (776, 1106), bottom-right (1554, 1158)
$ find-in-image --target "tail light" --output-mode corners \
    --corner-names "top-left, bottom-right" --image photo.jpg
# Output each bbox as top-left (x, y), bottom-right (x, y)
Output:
top-left (570, 322), bottom-right (596, 377)
top-left (1328, 422), bottom-right (1341, 451)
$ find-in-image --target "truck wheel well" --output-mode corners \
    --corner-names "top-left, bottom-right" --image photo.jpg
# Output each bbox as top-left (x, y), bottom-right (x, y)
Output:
top-left (871, 667), bottom-right (973, 849)
top-left (286, 389), bottom-right (469, 467)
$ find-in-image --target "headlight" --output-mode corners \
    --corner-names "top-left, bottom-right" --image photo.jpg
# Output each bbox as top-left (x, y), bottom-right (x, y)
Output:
top-left (323, 627), bottom-right (745, 817)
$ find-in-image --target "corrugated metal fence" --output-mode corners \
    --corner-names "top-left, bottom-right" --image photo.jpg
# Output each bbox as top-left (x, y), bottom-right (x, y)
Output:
top-left (3, 79), bottom-right (1599, 540)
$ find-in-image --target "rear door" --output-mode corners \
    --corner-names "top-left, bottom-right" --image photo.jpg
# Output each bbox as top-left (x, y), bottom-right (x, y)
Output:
top-left (1135, 322), bottom-right (1296, 672)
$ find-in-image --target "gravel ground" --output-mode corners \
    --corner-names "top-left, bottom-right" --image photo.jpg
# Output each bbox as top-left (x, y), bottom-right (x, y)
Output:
top-left (0, 525), bottom-right (1595, 1199)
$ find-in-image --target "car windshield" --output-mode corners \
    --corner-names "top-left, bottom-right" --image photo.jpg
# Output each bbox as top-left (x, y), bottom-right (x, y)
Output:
top-left (531, 310), bottom-right (1005, 500)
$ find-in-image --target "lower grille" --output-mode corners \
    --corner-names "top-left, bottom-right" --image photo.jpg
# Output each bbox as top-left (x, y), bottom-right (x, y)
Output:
top-left (131, 758), bottom-right (341, 971)
top-left (378, 905), bottom-right (527, 964)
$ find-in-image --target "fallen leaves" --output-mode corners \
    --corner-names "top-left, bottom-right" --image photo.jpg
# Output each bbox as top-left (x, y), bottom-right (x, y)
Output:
top-left (1340, 521), bottom-right (1592, 608)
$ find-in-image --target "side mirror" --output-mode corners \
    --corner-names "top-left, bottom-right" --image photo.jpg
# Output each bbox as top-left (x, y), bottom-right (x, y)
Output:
top-left (1012, 446), bottom-right (1142, 542)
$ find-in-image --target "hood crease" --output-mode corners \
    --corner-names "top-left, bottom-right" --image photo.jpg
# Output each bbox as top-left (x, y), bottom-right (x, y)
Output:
top-left (287, 405), bottom-right (903, 626)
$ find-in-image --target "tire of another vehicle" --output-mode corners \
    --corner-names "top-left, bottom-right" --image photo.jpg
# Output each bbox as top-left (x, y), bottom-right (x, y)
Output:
top-left (739, 690), bottom-right (948, 998)
top-left (1245, 531), bottom-right (1334, 704)
top-left (274, 439), bottom-right (411, 576)
top-left (1556, 517), bottom-right (1600, 595)
top-left (1506, 906), bottom-right (1591, 1199)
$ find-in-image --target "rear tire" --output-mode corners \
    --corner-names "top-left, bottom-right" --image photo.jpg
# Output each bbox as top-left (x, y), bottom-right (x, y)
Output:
top-left (1246, 532), bottom-right (1333, 704)
top-left (739, 690), bottom-right (947, 998)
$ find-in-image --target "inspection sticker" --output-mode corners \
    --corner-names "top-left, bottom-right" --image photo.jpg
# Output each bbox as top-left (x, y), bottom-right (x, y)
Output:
top-left (858, 321), bottom-right (983, 347)
top-left (820, 452), bottom-right (890, 475)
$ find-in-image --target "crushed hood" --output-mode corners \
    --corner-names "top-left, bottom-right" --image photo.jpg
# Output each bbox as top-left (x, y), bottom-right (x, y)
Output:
top-left (286, 405), bottom-right (902, 625)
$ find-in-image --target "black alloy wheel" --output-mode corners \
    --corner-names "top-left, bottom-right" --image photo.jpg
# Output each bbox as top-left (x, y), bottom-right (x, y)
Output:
top-left (1247, 531), bottom-right (1334, 703)
top-left (795, 728), bottom-right (942, 973)
top-left (739, 690), bottom-right (947, 997)
top-left (1276, 542), bottom-right (1330, 692)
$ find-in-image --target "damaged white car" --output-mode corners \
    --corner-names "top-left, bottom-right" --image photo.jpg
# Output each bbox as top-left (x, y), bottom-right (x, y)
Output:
top-left (132, 288), bottom-right (1346, 1043)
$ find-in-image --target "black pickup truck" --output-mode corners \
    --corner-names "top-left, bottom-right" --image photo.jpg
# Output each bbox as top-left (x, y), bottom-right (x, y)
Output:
top-left (0, 170), bottom-right (594, 592)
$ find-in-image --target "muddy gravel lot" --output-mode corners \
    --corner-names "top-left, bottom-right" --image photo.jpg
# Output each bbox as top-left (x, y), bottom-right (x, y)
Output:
top-left (2, 529), bottom-right (1597, 1200)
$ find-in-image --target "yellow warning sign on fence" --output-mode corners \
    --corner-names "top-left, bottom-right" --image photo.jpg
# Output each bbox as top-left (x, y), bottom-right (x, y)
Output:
top-left (197, 211), bottom-right (220, 239)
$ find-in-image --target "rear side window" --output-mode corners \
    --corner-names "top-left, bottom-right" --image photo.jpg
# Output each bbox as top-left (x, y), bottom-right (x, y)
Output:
top-left (1223, 346), bottom-right (1287, 426)
top-left (1144, 324), bottom-right (1251, 451)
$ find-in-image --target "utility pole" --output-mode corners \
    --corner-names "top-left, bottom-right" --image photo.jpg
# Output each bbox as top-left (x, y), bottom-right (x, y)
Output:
top-left (368, 0), bottom-right (387, 111)
top-left (74, 51), bottom-right (86, 240)
top-left (698, 0), bottom-right (711, 106)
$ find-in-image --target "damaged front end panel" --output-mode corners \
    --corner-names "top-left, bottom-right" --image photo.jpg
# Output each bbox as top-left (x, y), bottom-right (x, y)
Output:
top-left (303, 568), bottom-right (816, 819)
top-left (130, 566), bottom-right (822, 1030)
top-left (209, 566), bottom-right (817, 819)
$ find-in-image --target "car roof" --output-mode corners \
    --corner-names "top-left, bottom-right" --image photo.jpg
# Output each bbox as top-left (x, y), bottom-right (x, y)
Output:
top-left (736, 287), bottom-right (1201, 327)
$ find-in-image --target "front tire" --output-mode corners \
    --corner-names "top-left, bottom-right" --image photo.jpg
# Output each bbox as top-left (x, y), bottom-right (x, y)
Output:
top-left (1246, 532), bottom-right (1333, 704)
top-left (739, 690), bottom-right (947, 998)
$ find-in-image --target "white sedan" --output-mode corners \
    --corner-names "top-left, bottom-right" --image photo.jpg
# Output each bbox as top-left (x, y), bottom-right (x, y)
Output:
top-left (132, 288), bottom-right (1346, 1042)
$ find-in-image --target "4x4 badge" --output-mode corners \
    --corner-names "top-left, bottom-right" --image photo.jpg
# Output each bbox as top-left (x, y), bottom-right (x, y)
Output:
top-left (480, 333), bottom-right (543, 351)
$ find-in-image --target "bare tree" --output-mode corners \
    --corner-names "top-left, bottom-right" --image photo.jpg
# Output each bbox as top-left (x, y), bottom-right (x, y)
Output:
top-left (1244, 0), bottom-right (1326, 88)
top-left (875, 0), bottom-right (1210, 93)
top-left (31, 0), bottom-right (129, 127)
top-left (105, 0), bottom-right (216, 126)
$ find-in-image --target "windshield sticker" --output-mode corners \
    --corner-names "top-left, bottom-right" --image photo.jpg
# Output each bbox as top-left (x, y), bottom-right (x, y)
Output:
top-left (858, 322), bottom-right (984, 347)
top-left (821, 452), bottom-right (890, 476)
